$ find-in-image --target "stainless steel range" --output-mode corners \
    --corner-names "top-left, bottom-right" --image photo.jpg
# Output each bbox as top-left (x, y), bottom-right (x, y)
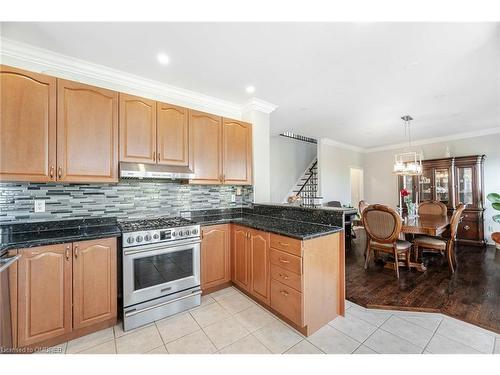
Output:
top-left (119, 217), bottom-right (201, 331)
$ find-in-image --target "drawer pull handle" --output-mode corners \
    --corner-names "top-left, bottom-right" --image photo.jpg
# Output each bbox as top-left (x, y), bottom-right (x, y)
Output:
top-left (278, 241), bottom-right (289, 247)
top-left (278, 257), bottom-right (290, 264)
top-left (58, 166), bottom-right (62, 179)
top-left (65, 246), bottom-right (70, 261)
top-left (280, 290), bottom-right (289, 297)
top-left (279, 273), bottom-right (289, 280)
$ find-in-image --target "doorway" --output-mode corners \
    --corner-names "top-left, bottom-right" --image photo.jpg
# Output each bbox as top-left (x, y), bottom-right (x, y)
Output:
top-left (350, 168), bottom-right (364, 208)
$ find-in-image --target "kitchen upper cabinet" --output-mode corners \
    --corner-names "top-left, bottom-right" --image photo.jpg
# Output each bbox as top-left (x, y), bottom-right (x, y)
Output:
top-left (232, 225), bottom-right (250, 291)
top-left (157, 102), bottom-right (191, 166)
top-left (190, 110), bottom-right (223, 184)
top-left (201, 224), bottom-right (230, 291)
top-left (222, 119), bottom-right (252, 185)
top-left (0, 65), bottom-right (56, 182)
top-left (57, 79), bottom-right (118, 183)
top-left (119, 93), bottom-right (157, 163)
top-left (17, 243), bottom-right (72, 347)
top-left (72, 238), bottom-right (117, 330)
top-left (248, 229), bottom-right (270, 304)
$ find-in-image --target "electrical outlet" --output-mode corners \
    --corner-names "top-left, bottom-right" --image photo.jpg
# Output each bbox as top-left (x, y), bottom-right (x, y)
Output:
top-left (231, 194), bottom-right (236, 203)
top-left (236, 187), bottom-right (242, 196)
top-left (34, 200), bottom-right (45, 213)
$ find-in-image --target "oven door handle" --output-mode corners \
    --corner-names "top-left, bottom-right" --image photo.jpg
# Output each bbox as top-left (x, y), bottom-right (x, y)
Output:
top-left (124, 290), bottom-right (202, 318)
top-left (123, 239), bottom-right (201, 256)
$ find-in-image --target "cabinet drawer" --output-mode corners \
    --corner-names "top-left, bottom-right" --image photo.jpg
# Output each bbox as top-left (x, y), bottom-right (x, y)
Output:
top-left (270, 280), bottom-right (302, 326)
top-left (457, 220), bottom-right (479, 241)
top-left (270, 248), bottom-right (302, 275)
top-left (270, 234), bottom-right (302, 256)
top-left (270, 264), bottom-right (302, 292)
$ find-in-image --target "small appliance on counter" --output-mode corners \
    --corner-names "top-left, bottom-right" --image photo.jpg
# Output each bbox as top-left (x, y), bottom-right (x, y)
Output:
top-left (118, 217), bottom-right (201, 331)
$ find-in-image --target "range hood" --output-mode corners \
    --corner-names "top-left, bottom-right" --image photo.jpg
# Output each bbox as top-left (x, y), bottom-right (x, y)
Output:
top-left (119, 162), bottom-right (195, 180)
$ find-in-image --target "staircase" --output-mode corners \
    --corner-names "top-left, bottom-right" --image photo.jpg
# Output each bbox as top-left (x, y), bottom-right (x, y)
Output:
top-left (291, 159), bottom-right (323, 208)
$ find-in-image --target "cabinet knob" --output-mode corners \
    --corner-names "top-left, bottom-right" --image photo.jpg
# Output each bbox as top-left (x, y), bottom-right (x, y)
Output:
top-left (153, 152), bottom-right (156, 162)
top-left (58, 166), bottom-right (62, 179)
top-left (280, 290), bottom-right (289, 297)
top-left (279, 273), bottom-right (289, 280)
top-left (65, 246), bottom-right (70, 261)
top-left (464, 225), bottom-right (470, 231)
top-left (49, 165), bottom-right (54, 179)
top-left (74, 245), bottom-right (79, 258)
top-left (278, 257), bottom-right (290, 264)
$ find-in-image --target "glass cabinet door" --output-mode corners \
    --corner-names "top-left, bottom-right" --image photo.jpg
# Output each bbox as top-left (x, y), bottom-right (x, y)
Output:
top-left (418, 170), bottom-right (433, 202)
top-left (434, 168), bottom-right (450, 205)
top-left (456, 166), bottom-right (474, 206)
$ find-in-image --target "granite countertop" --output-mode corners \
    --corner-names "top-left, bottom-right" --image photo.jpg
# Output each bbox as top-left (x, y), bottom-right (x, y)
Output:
top-left (190, 213), bottom-right (342, 240)
top-left (0, 217), bottom-right (121, 253)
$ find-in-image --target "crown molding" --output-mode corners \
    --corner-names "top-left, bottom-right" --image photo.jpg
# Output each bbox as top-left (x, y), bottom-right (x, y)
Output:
top-left (320, 138), bottom-right (365, 153)
top-left (0, 37), bottom-right (279, 119)
top-left (364, 127), bottom-right (500, 153)
top-left (242, 97), bottom-right (278, 114)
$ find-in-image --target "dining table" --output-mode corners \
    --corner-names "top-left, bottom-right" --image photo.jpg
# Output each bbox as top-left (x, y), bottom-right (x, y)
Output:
top-left (400, 213), bottom-right (451, 271)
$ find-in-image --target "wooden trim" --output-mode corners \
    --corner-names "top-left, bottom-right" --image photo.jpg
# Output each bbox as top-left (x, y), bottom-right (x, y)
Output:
top-left (8, 249), bottom-right (18, 348)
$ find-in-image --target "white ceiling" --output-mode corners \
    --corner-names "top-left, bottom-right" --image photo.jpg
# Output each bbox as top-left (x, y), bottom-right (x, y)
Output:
top-left (1, 22), bottom-right (499, 148)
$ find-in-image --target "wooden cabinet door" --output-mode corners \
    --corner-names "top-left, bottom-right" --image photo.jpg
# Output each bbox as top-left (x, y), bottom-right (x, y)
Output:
top-left (201, 225), bottom-right (230, 291)
top-left (190, 110), bottom-right (223, 184)
top-left (249, 229), bottom-right (270, 304)
top-left (222, 119), bottom-right (253, 185)
top-left (17, 243), bottom-right (72, 346)
top-left (72, 238), bottom-right (117, 330)
top-left (57, 79), bottom-right (118, 182)
top-left (119, 93), bottom-right (157, 164)
top-left (0, 65), bottom-right (56, 182)
top-left (232, 226), bottom-right (250, 291)
top-left (157, 102), bottom-right (191, 166)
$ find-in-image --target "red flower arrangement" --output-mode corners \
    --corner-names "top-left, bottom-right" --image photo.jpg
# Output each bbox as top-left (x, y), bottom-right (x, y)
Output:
top-left (400, 188), bottom-right (410, 198)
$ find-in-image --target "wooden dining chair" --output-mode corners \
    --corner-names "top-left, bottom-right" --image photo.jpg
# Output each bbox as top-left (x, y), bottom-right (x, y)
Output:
top-left (418, 200), bottom-right (447, 216)
top-left (413, 203), bottom-right (465, 273)
top-left (362, 204), bottom-right (412, 278)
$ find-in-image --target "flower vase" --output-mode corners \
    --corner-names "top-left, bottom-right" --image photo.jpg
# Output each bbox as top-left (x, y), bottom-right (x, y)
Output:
top-left (407, 202), bottom-right (416, 218)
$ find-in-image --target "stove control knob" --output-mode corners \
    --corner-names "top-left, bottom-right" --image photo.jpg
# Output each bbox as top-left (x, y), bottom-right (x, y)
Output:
top-left (185, 229), bottom-right (191, 236)
top-left (171, 231), bottom-right (177, 237)
top-left (178, 231), bottom-right (184, 237)
top-left (144, 234), bottom-right (152, 242)
top-left (192, 228), bottom-right (198, 235)
top-left (136, 235), bottom-right (143, 243)
top-left (126, 237), bottom-right (135, 244)
top-left (153, 233), bottom-right (159, 240)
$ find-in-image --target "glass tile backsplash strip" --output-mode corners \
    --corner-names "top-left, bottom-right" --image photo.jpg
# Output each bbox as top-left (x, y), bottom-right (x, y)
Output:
top-left (0, 181), bottom-right (253, 223)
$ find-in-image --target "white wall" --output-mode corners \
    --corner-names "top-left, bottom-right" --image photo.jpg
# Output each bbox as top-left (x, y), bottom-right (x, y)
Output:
top-left (317, 139), bottom-right (364, 206)
top-left (269, 136), bottom-right (317, 203)
top-left (363, 133), bottom-right (500, 244)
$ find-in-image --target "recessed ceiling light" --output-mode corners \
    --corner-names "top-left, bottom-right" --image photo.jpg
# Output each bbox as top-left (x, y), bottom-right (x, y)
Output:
top-left (245, 86), bottom-right (255, 94)
top-left (157, 53), bottom-right (169, 65)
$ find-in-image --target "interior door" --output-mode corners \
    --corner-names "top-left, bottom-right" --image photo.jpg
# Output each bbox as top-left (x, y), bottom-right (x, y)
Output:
top-left (157, 102), bottom-right (191, 166)
top-left (57, 79), bottom-right (118, 182)
top-left (249, 229), bottom-right (270, 304)
top-left (0, 65), bottom-right (56, 182)
top-left (72, 238), bottom-right (117, 330)
top-left (189, 110), bottom-right (222, 184)
top-left (119, 93), bottom-right (157, 164)
top-left (222, 118), bottom-right (252, 185)
top-left (17, 244), bottom-right (72, 346)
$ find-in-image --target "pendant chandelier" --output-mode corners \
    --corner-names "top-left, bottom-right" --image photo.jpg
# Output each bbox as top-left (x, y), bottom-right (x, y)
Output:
top-left (393, 115), bottom-right (423, 176)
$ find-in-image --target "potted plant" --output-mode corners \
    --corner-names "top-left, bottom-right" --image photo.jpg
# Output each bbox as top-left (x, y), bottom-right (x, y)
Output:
top-left (487, 193), bottom-right (500, 249)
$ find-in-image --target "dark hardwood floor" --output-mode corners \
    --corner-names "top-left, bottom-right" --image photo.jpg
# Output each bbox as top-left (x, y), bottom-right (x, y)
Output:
top-left (346, 229), bottom-right (500, 334)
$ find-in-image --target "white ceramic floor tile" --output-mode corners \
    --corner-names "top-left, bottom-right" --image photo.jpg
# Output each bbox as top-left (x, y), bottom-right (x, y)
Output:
top-left (494, 338), bottom-right (500, 354)
top-left (190, 302), bottom-right (231, 327)
top-left (396, 312), bottom-right (443, 332)
top-left (346, 305), bottom-right (392, 327)
top-left (67, 327), bottom-right (115, 354)
top-left (215, 292), bottom-right (255, 314)
top-left (425, 334), bottom-right (482, 354)
top-left (233, 305), bottom-right (276, 332)
top-left (113, 322), bottom-right (154, 338)
top-left (218, 334), bottom-right (272, 354)
top-left (285, 340), bottom-right (324, 354)
top-left (166, 330), bottom-right (216, 354)
top-left (307, 325), bottom-right (360, 354)
top-left (253, 320), bottom-right (302, 354)
top-left (189, 295), bottom-right (216, 312)
top-left (77, 340), bottom-right (116, 354)
top-left (156, 312), bottom-right (200, 343)
top-left (115, 325), bottom-right (163, 354)
top-left (364, 329), bottom-right (422, 354)
top-left (353, 345), bottom-right (377, 354)
top-left (381, 315), bottom-right (434, 348)
top-left (207, 286), bottom-right (238, 299)
top-left (329, 314), bottom-right (377, 342)
top-left (203, 317), bottom-right (249, 349)
top-left (436, 317), bottom-right (495, 353)
top-left (146, 345), bottom-right (168, 354)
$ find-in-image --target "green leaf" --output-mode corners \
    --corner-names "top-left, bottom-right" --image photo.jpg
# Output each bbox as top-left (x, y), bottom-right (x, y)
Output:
top-left (487, 193), bottom-right (500, 203)
top-left (493, 202), bottom-right (500, 211)
top-left (494, 214), bottom-right (500, 224)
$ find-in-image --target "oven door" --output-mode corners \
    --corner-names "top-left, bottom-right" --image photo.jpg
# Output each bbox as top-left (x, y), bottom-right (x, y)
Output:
top-left (123, 239), bottom-right (200, 307)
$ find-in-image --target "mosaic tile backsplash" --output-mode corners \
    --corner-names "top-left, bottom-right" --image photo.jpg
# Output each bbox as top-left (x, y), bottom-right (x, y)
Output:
top-left (0, 181), bottom-right (253, 223)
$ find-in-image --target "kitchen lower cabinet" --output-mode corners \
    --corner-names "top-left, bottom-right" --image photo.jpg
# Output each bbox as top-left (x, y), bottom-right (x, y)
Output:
top-left (17, 243), bottom-right (72, 347)
top-left (15, 237), bottom-right (117, 349)
top-left (201, 224), bottom-right (230, 291)
top-left (248, 229), bottom-right (270, 304)
top-left (231, 225), bottom-right (251, 291)
top-left (72, 238), bottom-right (117, 330)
